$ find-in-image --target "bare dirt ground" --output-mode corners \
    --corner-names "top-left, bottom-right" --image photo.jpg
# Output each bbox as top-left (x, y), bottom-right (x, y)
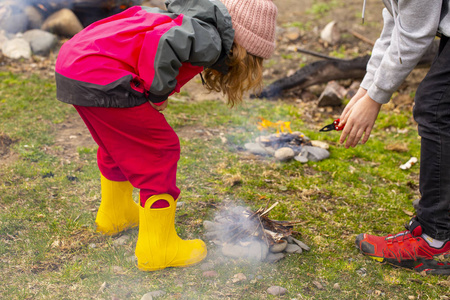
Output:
top-left (0, 0), bottom-right (425, 163)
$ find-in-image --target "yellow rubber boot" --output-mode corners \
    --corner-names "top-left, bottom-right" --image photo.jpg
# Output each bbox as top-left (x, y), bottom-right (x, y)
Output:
top-left (135, 194), bottom-right (207, 271)
top-left (95, 174), bottom-right (139, 236)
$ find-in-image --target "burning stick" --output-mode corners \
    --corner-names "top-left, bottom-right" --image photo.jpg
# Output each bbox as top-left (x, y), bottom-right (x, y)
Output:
top-left (260, 201), bottom-right (279, 217)
top-left (258, 117), bottom-right (293, 135)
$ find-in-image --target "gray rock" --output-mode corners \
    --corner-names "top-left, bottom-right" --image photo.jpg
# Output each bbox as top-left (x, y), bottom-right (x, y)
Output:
top-left (265, 252), bottom-right (285, 263)
top-left (2, 38), bottom-right (31, 59)
top-left (204, 230), bottom-right (219, 239)
top-left (222, 239), bottom-right (269, 261)
top-left (0, 30), bottom-right (8, 50)
top-left (285, 243), bottom-right (302, 254)
top-left (302, 146), bottom-right (330, 162)
top-left (0, 2), bottom-right (28, 34)
top-left (311, 140), bottom-right (330, 149)
top-left (274, 147), bottom-right (295, 161)
top-left (244, 142), bottom-right (273, 156)
top-left (140, 293), bottom-right (153, 300)
top-left (41, 9), bottom-right (83, 37)
top-left (267, 286), bottom-right (288, 296)
top-left (318, 80), bottom-right (345, 107)
top-left (320, 21), bottom-right (340, 45)
top-left (294, 154), bottom-right (308, 163)
top-left (222, 243), bottom-right (246, 259)
top-left (247, 239), bottom-right (269, 261)
top-left (269, 239), bottom-right (287, 253)
top-left (289, 237), bottom-right (311, 251)
top-left (203, 270), bottom-right (218, 277)
top-left (146, 290), bottom-right (166, 298)
top-left (24, 5), bottom-right (44, 30)
top-left (23, 29), bottom-right (57, 56)
top-left (203, 220), bottom-right (216, 231)
top-left (113, 235), bottom-right (130, 246)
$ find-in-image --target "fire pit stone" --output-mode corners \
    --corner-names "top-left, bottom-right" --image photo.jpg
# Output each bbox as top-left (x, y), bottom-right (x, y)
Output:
top-left (274, 147), bottom-right (295, 161)
top-left (245, 131), bottom-right (330, 163)
top-left (269, 239), bottom-right (288, 253)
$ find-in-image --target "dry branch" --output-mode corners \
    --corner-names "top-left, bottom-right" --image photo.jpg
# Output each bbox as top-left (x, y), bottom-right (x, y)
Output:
top-left (253, 40), bottom-right (440, 100)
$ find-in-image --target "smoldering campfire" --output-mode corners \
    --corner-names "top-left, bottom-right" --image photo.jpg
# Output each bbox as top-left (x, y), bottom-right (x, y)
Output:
top-left (203, 202), bottom-right (310, 263)
top-left (244, 117), bottom-right (330, 162)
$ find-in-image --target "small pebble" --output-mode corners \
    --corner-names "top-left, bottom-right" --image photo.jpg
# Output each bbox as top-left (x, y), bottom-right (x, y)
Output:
top-left (113, 235), bottom-right (130, 246)
top-left (203, 270), bottom-right (218, 278)
top-left (311, 140), bottom-right (330, 149)
top-left (267, 286), bottom-right (287, 296)
top-left (126, 255), bottom-right (136, 263)
top-left (200, 262), bottom-right (214, 271)
top-left (232, 273), bottom-right (247, 283)
top-left (140, 293), bottom-right (153, 300)
top-left (356, 268), bottom-right (367, 277)
top-left (112, 266), bottom-right (123, 273)
top-left (312, 281), bottom-right (324, 290)
top-left (203, 220), bottom-right (216, 231)
top-left (143, 290), bottom-right (166, 298)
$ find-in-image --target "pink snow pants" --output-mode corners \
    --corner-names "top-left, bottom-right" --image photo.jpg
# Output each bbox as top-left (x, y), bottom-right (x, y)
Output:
top-left (74, 102), bottom-right (180, 206)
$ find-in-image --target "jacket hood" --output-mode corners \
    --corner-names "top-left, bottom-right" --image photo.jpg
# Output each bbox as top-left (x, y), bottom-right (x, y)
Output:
top-left (165, 0), bottom-right (235, 73)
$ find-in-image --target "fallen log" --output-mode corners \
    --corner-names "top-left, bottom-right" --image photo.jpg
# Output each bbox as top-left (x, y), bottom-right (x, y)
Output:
top-left (253, 40), bottom-right (440, 100)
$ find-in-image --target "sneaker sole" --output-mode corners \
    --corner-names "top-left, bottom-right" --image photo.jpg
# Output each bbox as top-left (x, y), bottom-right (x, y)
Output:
top-left (357, 243), bottom-right (450, 275)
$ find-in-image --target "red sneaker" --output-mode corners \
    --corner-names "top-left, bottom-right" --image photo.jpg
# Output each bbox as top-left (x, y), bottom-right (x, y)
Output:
top-left (355, 218), bottom-right (450, 275)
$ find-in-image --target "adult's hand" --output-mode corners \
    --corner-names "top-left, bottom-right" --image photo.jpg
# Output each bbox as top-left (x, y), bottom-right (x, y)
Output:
top-left (339, 94), bottom-right (382, 148)
top-left (150, 100), bottom-right (168, 111)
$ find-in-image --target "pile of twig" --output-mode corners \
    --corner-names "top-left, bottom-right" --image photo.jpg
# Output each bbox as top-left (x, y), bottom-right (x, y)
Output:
top-left (204, 202), bottom-right (309, 262)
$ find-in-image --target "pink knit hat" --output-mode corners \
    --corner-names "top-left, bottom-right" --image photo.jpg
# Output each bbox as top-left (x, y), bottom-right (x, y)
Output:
top-left (220, 0), bottom-right (278, 59)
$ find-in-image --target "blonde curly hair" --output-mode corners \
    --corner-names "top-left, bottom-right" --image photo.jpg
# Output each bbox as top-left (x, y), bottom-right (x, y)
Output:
top-left (202, 42), bottom-right (264, 107)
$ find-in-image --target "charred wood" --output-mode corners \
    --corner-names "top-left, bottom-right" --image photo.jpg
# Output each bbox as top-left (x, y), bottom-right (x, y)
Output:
top-left (253, 40), bottom-right (440, 100)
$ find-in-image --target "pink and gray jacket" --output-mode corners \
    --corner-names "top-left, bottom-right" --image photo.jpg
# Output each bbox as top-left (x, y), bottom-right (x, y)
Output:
top-left (55, 0), bottom-right (234, 107)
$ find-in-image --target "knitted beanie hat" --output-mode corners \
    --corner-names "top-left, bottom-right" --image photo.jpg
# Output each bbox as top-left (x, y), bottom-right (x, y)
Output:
top-left (220, 0), bottom-right (278, 59)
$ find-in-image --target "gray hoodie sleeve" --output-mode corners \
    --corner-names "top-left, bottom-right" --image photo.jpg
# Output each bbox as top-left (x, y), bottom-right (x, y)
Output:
top-left (363, 1), bottom-right (441, 104)
top-left (360, 9), bottom-right (393, 93)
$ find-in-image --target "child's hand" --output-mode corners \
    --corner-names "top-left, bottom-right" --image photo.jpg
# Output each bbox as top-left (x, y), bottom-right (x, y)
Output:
top-left (339, 94), bottom-right (381, 148)
top-left (340, 87), bottom-right (367, 122)
top-left (150, 100), bottom-right (168, 111)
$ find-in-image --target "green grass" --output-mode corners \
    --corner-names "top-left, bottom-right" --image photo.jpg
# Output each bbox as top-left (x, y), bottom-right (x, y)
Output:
top-left (306, 0), bottom-right (340, 19)
top-left (0, 71), bottom-right (448, 299)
